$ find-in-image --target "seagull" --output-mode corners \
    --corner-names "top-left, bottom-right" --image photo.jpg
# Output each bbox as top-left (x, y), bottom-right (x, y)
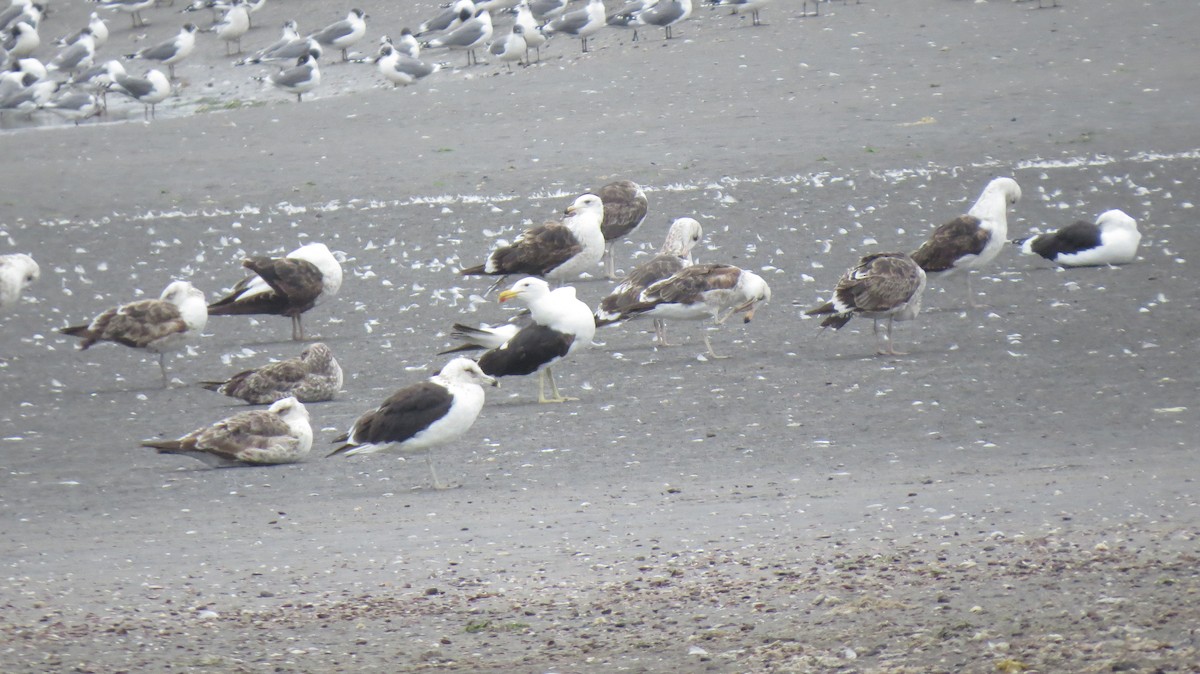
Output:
top-left (528, 0), bottom-right (567, 21)
top-left (514, 1), bottom-right (546, 61)
top-left (39, 91), bottom-right (101, 124)
top-left (393, 27), bottom-right (420, 58)
top-left (238, 21), bottom-right (322, 66)
top-left (264, 49), bottom-right (321, 102)
top-left (910, 177), bottom-right (1022, 308)
top-left (543, 0), bottom-right (606, 53)
top-left (46, 27), bottom-right (96, 74)
top-left (212, 0), bottom-right (250, 56)
top-left (616, 263), bottom-right (770, 357)
top-left (201, 342), bottom-right (343, 404)
top-left (460, 193), bottom-right (606, 289)
top-left (374, 43), bottom-right (440, 87)
top-left (415, 0), bottom-right (473, 37)
top-left (96, 0), bottom-right (155, 29)
top-left (71, 58), bottom-right (124, 112)
top-left (597, 179), bottom-right (649, 279)
top-left (438, 319), bottom-right (525, 356)
top-left (126, 23), bottom-right (198, 80)
top-left (58, 280), bottom-right (208, 387)
top-left (423, 8), bottom-right (492, 67)
top-left (3, 21), bottom-right (38, 59)
top-left (804, 252), bottom-right (927, 356)
top-left (110, 66), bottom-right (171, 119)
top-left (634, 0), bottom-right (692, 40)
top-left (0, 71), bottom-right (56, 113)
top-left (1012, 209), bottom-right (1141, 267)
top-left (144, 397), bottom-right (313, 467)
top-left (309, 8), bottom-right (366, 62)
top-left (54, 12), bottom-right (108, 49)
top-left (488, 23), bottom-right (526, 70)
top-left (476, 277), bottom-right (596, 403)
top-left (0, 1), bottom-right (35, 33)
top-left (595, 217), bottom-right (702, 346)
top-left (328, 357), bottom-right (497, 490)
top-left (711, 0), bottom-right (770, 26)
top-left (207, 242), bottom-right (343, 341)
top-left (0, 252), bottom-right (39, 312)
top-left (606, 0), bottom-right (657, 42)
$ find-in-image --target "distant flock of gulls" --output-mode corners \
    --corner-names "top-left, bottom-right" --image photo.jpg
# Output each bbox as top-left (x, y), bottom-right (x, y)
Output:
top-left (1, 170), bottom-right (1142, 488)
top-left (0, 0), bottom-right (806, 123)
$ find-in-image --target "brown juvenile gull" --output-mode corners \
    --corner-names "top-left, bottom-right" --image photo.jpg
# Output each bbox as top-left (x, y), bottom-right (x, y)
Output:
top-left (201, 342), bottom-right (343, 404)
top-left (616, 263), bottom-right (770, 358)
top-left (470, 277), bottom-right (596, 403)
top-left (805, 252), bottom-right (927, 356)
top-left (596, 179), bottom-right (649, 280)
top-left (594, 216), bottom-right (703, 346)
top-left (910, 176), bottom-right (1021, 308)
top-left (59, 280), bottom-right (207, 387)
top-left (328, 357), bottom-right (497, 490)
top-left (0, 252), bottom-right (39, 312)
top-left (208, 242), bottom-right (342, 341)
top-left (144, 397), bottom-right (313, 468)
top-left (460, 193), bottom-right (605, 289)
top-left (1012, 209), bottom-right (1140, 267)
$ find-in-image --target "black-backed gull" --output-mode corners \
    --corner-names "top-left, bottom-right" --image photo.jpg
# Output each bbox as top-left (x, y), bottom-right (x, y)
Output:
top-left (460, 193), bottom-right (605, 288)
top-left (477, 277), bottom-right (596, 403)
top-left (327, 357), bottom-right (497, 490)
top-left (1012, 209), bottom-right (1140, 267)
top-left (911, 177), bottom-right (1021, 308)
top-left (208, 242), bottom-right (342, 341)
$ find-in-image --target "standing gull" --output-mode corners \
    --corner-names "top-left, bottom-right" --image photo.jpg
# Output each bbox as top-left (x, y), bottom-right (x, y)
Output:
top-left (40, 91), bottom-right (101, 124)
top-left (607, 0), bottom-right (657, 42)
top-left (597, 179), bottom-right (649, 279)
top-left (805, 252), bottom-right (927, 356)
top-left (616, 263), bottom-right (770, 357)
top-left (328, 357), bottom-right (497, 490)
top-left (1012, 209), bottom-right (1141, 267)
top-left (308, 8), bottom-right (366, 62)
top-left (212, 0), bottom-right (250, 56)
top-left (514, 1), bottom-right (546, 62)
top-left (201, 342), bottom-right (343, 404)
top-left (126, 23), bottom-right (198, 80)
top-left (55, 13), bottom-right (109, 49)
top-left (543, 0), bottom-right (606, 53)
top-left (475, 277), bottom-right (596, 403)
top-left (0, 252), bottom-right (39, 312)
top-left (712, 0), bottom-right (770, 26)
top-left (46, 27), bottom-right (96, 75)
top-left (488, 23), bottom-right (526, 70)
top-left (634, 0), bottom-right (692, 40)
top-left (263, 49), bottom-right (321, 101)
top-left (110, 65), bottom-right (171, 119)
top-left (59, 280), bottom-right (207, 387)
top-left (208, 242), bottom-right (342, 341)
top-left (144, 397), bottom-right (313, 467)
top-left (394, 27), bottom-right (420, 58)
top-left (423, 8), bottom-right (492, 68)
top-left (96, 0), bottom-right (154, 28)
top-left (3, 21), bottom-right (38, 59)
top-left (595, 217), bottom-right (702, 346)
top-left (415, 0), bottom-right (474, 37)
top-left (460, 193), bottom-right (605, 289)
top-left (910, 176), bottom-right (1021, 308)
